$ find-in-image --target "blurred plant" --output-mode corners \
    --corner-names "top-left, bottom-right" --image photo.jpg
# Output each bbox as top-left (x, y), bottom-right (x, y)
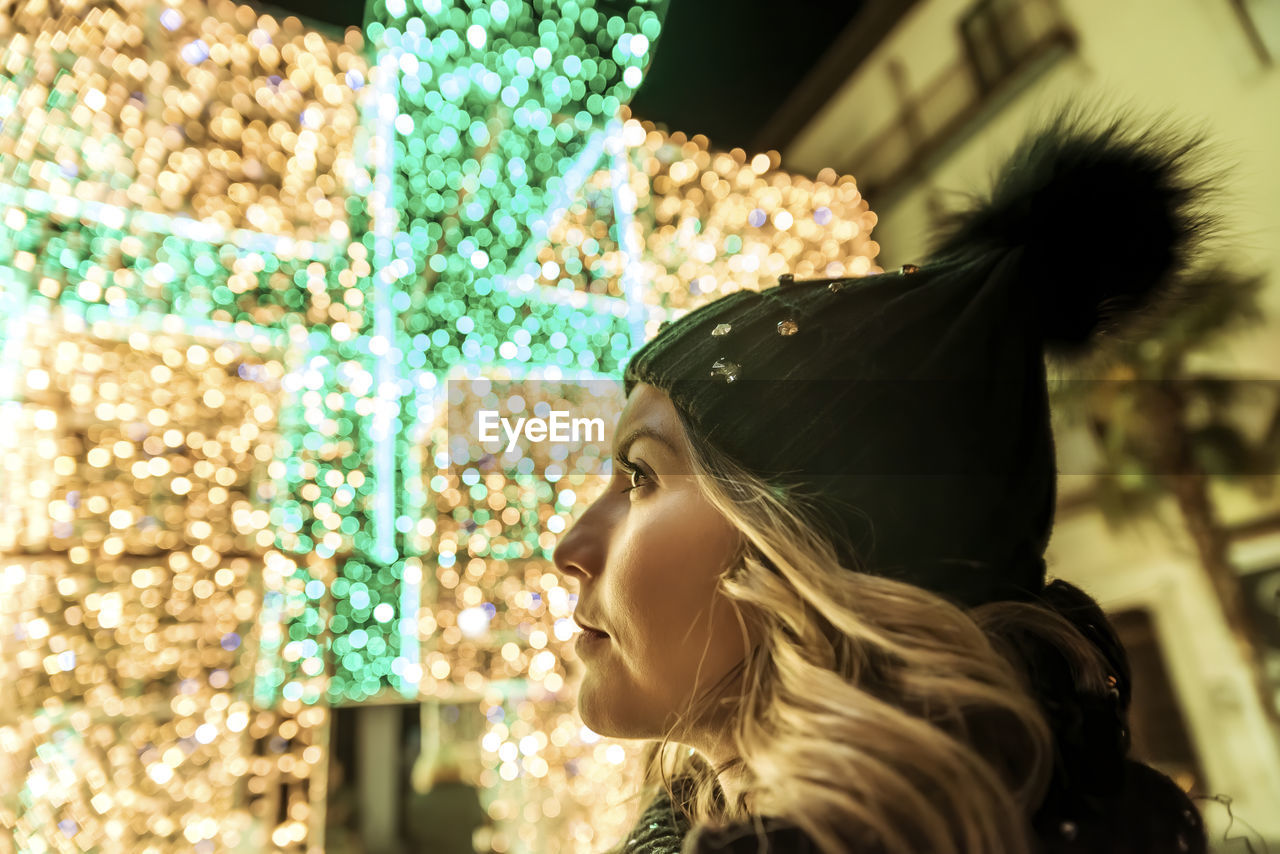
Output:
top-left (1051, 263), bottom-right (1280, 725)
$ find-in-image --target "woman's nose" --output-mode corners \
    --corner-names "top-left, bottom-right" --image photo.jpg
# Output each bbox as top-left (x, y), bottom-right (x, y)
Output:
top-left (551, 498), bottom-right (609, 582)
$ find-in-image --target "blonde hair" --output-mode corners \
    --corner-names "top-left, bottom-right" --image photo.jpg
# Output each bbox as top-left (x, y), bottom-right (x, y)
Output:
top-left (616, 409), bottom-right (1115, 854)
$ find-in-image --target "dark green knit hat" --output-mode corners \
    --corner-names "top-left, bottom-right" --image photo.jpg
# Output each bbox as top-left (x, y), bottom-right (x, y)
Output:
top-left (623, 112), bottom-right (1209, 608)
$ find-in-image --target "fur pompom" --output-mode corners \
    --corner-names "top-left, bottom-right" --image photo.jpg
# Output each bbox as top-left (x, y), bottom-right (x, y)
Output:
top-left (926, 107), bottom-right (1216, 360)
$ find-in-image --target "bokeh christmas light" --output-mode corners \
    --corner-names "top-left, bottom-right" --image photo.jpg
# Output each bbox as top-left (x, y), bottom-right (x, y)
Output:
top-left (0, 0), bottom-right (881, 851)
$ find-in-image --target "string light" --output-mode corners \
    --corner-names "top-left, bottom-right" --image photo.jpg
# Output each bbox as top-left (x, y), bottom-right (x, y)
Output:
top-left (1, 1), bottom-right (367, 851)
top-left (540, 111), bottom-right (883, 324)
top-left (0, 323), bottom-right (331, 852)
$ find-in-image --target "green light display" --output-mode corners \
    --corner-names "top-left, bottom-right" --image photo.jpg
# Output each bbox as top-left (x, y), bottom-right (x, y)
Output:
top-left (349, 0), bottom-right (670, 705)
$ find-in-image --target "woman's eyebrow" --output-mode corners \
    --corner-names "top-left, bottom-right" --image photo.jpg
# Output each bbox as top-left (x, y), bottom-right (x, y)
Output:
top-left (613, 425), bottom-right (677, 459)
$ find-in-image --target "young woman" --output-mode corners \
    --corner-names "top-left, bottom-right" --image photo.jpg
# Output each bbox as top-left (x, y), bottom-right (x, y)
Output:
top-left (552, 111), bottom-right (1213, 854)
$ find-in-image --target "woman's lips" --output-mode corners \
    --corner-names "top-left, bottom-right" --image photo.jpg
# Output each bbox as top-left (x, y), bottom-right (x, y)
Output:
top-left (576, 627), bottom-right (609, 653)
top-left (574, 616), bottom-right (609, 636)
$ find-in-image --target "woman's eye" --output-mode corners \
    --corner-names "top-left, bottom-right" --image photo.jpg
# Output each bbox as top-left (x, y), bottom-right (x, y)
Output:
top-left (616, 457), bottom-right (650, 494)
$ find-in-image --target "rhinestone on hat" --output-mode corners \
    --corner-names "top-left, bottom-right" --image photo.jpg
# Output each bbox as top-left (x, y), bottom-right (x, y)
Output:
top-left (710, 358), bottom-right (739, 383)
top-left (899, 263), bottom-right (920, 274)
top-left (777, 319), bottom-right (799, 336)
top-left (778, 273), bottom-right (795, 286)
top-left (711, 323), bottom-right (732, 336)
top-left (827, 280), bottom-right (846, 293)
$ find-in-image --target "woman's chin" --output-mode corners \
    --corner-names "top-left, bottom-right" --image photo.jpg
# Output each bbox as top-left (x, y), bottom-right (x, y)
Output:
top-left (576, 682), bottom-right (654, 741)
top-left (575, 683), bottom-right (613, 736)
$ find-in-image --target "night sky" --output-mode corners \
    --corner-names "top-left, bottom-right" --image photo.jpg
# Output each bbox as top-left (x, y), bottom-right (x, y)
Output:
top-left (627, 0), bottom-right (863, 152)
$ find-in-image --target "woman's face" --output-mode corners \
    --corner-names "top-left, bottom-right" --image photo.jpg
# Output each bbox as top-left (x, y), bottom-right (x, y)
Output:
top-left (552, 382), bottom-right (746, 742)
